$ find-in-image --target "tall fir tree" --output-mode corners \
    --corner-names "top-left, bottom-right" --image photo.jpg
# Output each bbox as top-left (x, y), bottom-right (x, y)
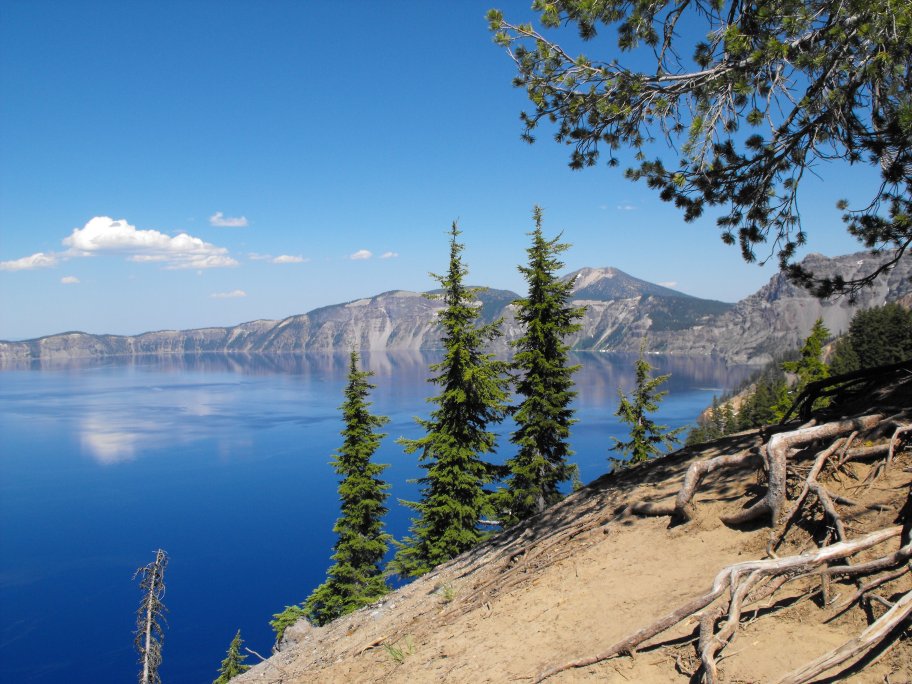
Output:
top-left (611, 341), bottom-right (683, 463)
top-left (212, 630), bottom-right (250, 684)
top-left (777, 318), bottom-right (831, 415)
top-left (782, 318), bottom-right (830, 390)
top-left (301, 350), bottom-right (391, 626)
top-left (501, 207), bottom-right (584, 524)
top-left (392, 222), bottom-right (510, 578)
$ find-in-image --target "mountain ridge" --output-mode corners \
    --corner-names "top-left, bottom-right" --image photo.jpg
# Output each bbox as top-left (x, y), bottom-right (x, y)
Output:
top-left (2, 253), bottom-right (909, 365)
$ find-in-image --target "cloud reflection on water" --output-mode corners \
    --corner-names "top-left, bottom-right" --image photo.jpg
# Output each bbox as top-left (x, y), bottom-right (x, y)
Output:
top-left (79, 416), bottom-right (153, 465)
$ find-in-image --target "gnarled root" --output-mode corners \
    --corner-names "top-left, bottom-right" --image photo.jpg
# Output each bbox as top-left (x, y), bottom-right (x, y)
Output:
top-left (727, 415), bottom-right (884, 527)
top-left (631, 415), bottom-right (889, 529)
top-left (629, 449), bottom-right (761, 522)
top-left (548, 370), bottom-right (912, 683)
top-left (776, 588), bottom-right (912, 684)
top-left (534, 527), bottom-right (905, 682)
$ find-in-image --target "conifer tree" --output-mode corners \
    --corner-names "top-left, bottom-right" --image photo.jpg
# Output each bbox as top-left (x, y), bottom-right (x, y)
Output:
top-left (611, 342), bottom-right (683, 463)
top-left (392, 223), bottom-right (509, 578)
top-left (212, 630), bottom-right (250, 684)
top-left (829, 303), bottom-right (912, 373)
top-left (738, 373), bottom-right (790, 428)
top-left (776, 318), bottom-right (831, 416)
top-left (302, 350), bottom-right (391, 626)
top-left (269, 604), bottom-right (306, 645)
top-left (501, 207), bottom-right (584, 524)
top-left (783, 318), bottom-right (830, 391)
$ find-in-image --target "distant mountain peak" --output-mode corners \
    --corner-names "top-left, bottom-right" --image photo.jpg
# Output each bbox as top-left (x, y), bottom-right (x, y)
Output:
top-left (567, 266), bottom-right (619, 291)
top-left (563, 266), bottom-right (693, 301)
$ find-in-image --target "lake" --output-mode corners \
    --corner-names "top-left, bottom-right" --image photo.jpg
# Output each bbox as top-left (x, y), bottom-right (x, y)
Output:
top-left (0, 352), bottom-right (752, 683)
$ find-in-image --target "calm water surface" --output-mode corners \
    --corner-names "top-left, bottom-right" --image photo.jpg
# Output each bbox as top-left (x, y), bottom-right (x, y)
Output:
top-left (0, 352), bottom-right (751, 683)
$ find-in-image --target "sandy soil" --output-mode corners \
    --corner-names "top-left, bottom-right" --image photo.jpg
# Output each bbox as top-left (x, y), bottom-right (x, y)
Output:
top-left (235, 430), bottom-right (911, 683)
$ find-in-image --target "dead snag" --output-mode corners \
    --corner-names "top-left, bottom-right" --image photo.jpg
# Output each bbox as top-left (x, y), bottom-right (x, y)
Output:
top-left (135, 549), bottom-right (168, 684)
top-left (534, 527), bottom-right (901, 683)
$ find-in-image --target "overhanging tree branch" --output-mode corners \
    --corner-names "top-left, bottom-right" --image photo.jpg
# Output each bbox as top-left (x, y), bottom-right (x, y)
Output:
top-left (489, 1), bottom-right (912, 296)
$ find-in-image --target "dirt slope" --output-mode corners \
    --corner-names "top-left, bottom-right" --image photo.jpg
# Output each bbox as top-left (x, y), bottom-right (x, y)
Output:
top-left (235, 431), bottom-right (911, 683)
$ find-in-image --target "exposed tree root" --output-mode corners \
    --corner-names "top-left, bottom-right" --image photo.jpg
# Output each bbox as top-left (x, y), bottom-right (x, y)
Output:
top-left (730, 415), bottom-right (885, 527)
top-left (538, 387), bottom-right (912, 683)
top-left (629, 448), bottom-right (761, 522)
top-left (535, 527), bottom-right (905, 682)
top-left (828, 565), bottom-right (911, 617)
top-left (770, 438), bottom-right (846, 552)
top-left (775, 589), bottom-right (912, 684)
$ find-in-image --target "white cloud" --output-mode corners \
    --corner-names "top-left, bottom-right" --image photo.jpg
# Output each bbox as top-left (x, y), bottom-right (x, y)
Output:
top-left (617, 203), bottom-right (637, 211)
top-left (210, 289), bottom-right (247, 299)
top-left (379, 251), bottom-right (399, 259)
top-left (273, 254), bottom-right (308, 264)
top-left (209, 211), bottom-right (248, 228)
top-left (658, 281), bottom-right (678, 289)
top-left (63, 216), bottom-right (238, 269)
top-left (350, 249), bottom-right (372, 260)
top-left (61, 275), bottom-right (80, 285)
top-left (0, 252), bottom-right (58, 271)
top-left (164, 255), bottom-right (238, 270)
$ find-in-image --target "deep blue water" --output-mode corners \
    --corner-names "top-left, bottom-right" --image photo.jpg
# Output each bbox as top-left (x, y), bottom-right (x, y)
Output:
top-left (0, 352), bottom-right (751, 683)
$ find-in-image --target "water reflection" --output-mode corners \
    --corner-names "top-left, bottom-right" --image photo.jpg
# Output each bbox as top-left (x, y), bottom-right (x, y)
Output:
top-left (1, 349), bottom-right (750, 383)
top-left (3, 351), bottom-right (753, 467)
top-left (79, 415), bottom-right (141, 464)
top-left (574, 352), bottom-right (751, 406)
top-left (0, 350), bottom-right (437, 378)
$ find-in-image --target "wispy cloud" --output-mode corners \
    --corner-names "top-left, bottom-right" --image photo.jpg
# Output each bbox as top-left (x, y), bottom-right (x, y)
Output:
top-left (209, 211), bottom-right (248, 228)
top-left (0, 252), bottom-right (58, 271)
top-left (617, 203), bottom-right (637, 211)
top-left (210, 289), bottom-right (247, 299)
top-left (658, 281), bottom-right (678, 289)
top-left (63, 216), bottom-right (238, 269)
top-left (61, 275), bottom-right (80, 285)
top-left (350, 249), bottom-right (372, 260)
top-left (379, 251), bottom-right (399, 259)
top-left (273, 254), bottom-right (308, 264)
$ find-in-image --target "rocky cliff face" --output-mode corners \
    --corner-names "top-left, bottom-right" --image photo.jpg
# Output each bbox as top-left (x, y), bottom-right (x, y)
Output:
top-left (656, 252), bottom-right (912, 363)
top-left (2, 252), bottom-right (909, 365)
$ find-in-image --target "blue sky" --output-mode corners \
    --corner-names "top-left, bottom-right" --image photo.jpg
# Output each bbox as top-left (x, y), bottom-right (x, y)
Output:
top-left (0, 1), bottom-right (872, 341)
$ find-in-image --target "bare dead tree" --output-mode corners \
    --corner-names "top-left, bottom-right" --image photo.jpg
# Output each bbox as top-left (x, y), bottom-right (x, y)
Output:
top-left (134, 548), bottom-right (168, 684)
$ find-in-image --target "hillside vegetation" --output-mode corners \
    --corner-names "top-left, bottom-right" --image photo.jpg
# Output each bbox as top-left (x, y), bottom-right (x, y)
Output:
top-left (235, 366), bottom-right (911, 683)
